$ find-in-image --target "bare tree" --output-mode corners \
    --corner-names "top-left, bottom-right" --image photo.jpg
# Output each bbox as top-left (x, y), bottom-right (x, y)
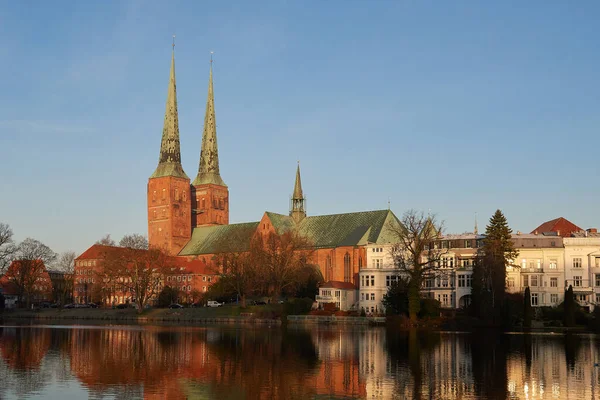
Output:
top-left (387, 209), bottom-right (446, 321)
top-left (96, 234), bottom-right (116, 246)
top-left (0, 223), bottom-right (17, 272)
top-left (101, 247), bottom-right (171, 312)
top-left (52, 251), bottom-right (76, 304)
top-left (259, 231), bottom-right (314, 302)
top-left (4, 238), bottom-right (56, 307)
top-left (214, 235), bottom-right (263, 308)
top-left (119, 234), bottom-right (149, 250)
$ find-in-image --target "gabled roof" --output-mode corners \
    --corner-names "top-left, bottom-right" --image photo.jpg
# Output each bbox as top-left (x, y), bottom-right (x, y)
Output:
top-left (179, 209), bottom-right (401, 256)
top-left (298, 210), bottom-right (396, 248)
top-left (531, 217), bottom-right (582, 237)
top-left (320, 281), bottom-right (356, 290)
top-left (179, 222), bottom-right (260, 256)
top-left (77, 244), bottom-right (215, 274)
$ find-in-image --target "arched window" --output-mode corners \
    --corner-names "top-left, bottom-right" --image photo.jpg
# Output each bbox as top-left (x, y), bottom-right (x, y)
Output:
top-left (202, 198), bottom-right (206, 209)
top-left (358, 256), bottom-right (363, 269)
top-left (325, 255), bottom-right (333, 281)
top-left (175, 188), bottom-right (179, 200)
top-left (344, 253), bottom-right (351, 282)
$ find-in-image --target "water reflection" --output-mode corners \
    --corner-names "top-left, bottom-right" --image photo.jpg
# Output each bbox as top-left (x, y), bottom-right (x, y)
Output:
top-left (0, 324), bottom-right (598, 399)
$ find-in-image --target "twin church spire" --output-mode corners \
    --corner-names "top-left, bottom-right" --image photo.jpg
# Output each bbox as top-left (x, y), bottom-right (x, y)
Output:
top-left (151, 46), bottom-right (225, 187)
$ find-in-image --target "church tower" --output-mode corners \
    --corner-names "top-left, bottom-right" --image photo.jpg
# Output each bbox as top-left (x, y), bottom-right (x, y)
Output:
top-left (192, 62), bottom-right (229, 226)
top-left (290, 162), bottom-right (306, 223)
top-left (147, 45), bottom-right (192, 255)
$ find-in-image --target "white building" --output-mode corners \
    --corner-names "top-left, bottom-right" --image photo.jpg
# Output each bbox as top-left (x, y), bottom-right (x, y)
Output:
top-left (316, 281), bottom-right (357, 311)
top-left (563, 231), bottom-right (600, 310)
top-left (358, 243), bottom-right (398, 314)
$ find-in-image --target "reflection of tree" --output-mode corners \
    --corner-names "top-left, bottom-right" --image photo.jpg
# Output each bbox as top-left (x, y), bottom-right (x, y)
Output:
top-left (0, 327), bottom-right (53, 399)
top-left (204, 328), bottom-right (320, 399)
top-left (564, 333), bottom-right (581, 371)
top-left (0, 327), bottom-right (52, 370)
top-left (384, 328), bottom-right (442, 399)
top-left (470, 331), bottom-right (507, 400)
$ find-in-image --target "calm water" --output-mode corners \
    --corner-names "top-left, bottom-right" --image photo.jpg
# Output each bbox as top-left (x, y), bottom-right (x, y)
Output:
top-left (0, 324), bottom-right (598, 399)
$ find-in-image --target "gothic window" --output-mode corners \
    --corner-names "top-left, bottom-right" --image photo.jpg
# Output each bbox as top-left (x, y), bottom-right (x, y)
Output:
top-left (326, 255), bottom-right (333, 281)
top-left (202, 198), bottom-right (206, 209)
top-left (153, 210), bottom-right (157, 219)
top-left (153, 191), bottom-right (156, 201)
top-left (162, 189), bottom-right (166, 199)
top-left (175, 188), bottom-right (179, 200)
top-left (344, 253), bottom-right (351, 282)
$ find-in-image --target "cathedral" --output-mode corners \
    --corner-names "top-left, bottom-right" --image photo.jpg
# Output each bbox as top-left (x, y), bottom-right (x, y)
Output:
top-left (147, 47), bottom-right (401, 285)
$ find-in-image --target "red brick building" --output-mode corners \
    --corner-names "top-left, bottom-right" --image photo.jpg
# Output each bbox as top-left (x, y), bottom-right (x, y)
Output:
top-left (74, 244), bottom-right (213, 305)
top-left (0, 260), bottom-right (53, 307)
top-left (144, 48), bottom-right (401, 292)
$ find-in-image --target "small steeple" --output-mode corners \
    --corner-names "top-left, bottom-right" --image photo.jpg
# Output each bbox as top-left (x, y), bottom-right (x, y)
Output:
top-left (150, 39), bottom-right (188, 179)
top-left (290, 162), bottom-right (306, 223)
top-left (474, 212), bottom-right (479, 235)
top-left (193, 57), bottom-right (226, 187)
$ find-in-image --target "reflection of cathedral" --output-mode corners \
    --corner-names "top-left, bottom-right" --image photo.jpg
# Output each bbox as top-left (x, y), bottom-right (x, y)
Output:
top-left (1, 326), bottom-right (599, 399)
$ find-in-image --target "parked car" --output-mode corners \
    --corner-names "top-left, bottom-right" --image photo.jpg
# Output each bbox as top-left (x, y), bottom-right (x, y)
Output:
top-left (87, 303), bottom-right (98, 308)
top-left (64, 303), bottom-right (76, 309)
top-left (116, 303), bottom-right (128, 309)
top-left (206, 301), bottom-right (223, 308)
top-left (169, 303), bottom-right (184, 309)
top-left (50, 303), bottom-right (59, 308)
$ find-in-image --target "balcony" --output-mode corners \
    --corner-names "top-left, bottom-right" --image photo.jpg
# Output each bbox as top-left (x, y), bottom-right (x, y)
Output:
top-left (316, 295), bottom-right (335, 302)
top-left (520, 267), bottom-right (544, 273)
top-left (564, 279), bottom-right (594, 293)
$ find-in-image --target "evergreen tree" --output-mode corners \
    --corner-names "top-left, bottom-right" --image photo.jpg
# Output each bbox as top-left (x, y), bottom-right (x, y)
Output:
top-left (382, 277), bottom-right (410, 316)
top-left (563, 285), bottom-right (576, 327)
top-left (473, 210), bottom-right (518, 324)
top-left (523, 287), bottom-right (532, 328)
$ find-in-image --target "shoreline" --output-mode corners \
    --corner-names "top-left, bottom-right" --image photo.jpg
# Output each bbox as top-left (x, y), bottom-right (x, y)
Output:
top-left (0, 309), bottom-right (596, 333)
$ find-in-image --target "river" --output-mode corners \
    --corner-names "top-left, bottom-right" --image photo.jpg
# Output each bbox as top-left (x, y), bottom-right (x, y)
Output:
top-left (0, 324), bottom-right (598, 399)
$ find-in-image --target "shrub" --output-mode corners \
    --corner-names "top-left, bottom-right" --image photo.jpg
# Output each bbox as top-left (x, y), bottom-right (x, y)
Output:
top-left (283, 298), bottom-right (314, 315)
top-left (419, 298), bottom-right (440, 318)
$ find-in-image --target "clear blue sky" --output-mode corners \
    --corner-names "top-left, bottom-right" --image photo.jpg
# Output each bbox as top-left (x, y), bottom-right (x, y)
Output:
top-left (1, 1), bottom-right (599, 255)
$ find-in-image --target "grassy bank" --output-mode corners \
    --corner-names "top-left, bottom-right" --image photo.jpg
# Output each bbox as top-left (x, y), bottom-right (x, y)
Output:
top-left (0, 305), bottom-right (284, 325)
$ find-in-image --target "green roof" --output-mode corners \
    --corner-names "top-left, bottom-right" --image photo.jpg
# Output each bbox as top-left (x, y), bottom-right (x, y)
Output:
top-left (298, 210), bottom-right (398, 248)
top-left (179, 222), bottom-right (259, 256)
top-left (179, 209), bottom-right (400, 256)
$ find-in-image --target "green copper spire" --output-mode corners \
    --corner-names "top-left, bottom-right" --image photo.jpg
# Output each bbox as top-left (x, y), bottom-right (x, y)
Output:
top-left (151, 45), bottom-right (188, 180)
top-left (293, 162), bottom-right (303, 199)
top-left (193, 62), bottom-right (226, 187)
top-left (290, 162), bottom-right (306, 222)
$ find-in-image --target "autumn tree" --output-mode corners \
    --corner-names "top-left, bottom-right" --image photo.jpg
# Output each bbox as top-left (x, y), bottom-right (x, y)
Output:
top-left (0, 223), bottom-right (17, 272)
top-left (96, 234), bottom-right (116, 246)
top-left (4, 238), bottom-right (56, 307)
top-left (119, 234), bottom-right (149, 250)
top-left (259, 231), bottom-right (314, 302)
top-left (101, 247), bottom-right (171, 312)
top-left (387, 210), bottom-right (446, 322)
top-left (472, 210), bottom-right (518, 324)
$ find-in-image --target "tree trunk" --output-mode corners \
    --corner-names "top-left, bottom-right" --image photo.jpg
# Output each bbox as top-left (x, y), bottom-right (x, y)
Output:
top-left (240, 294), bottom-right (246, 308)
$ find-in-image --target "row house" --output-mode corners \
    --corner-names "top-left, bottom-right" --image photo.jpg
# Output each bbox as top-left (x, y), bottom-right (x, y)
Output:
top-left (358, 217), bottom-right (600, 313)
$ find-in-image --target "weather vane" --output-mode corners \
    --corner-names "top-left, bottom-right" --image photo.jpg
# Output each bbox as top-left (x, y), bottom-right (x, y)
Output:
top-left (172, 35), bottom-right (176, 49)
top-left (210, 50), bottom-right (214, 64)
